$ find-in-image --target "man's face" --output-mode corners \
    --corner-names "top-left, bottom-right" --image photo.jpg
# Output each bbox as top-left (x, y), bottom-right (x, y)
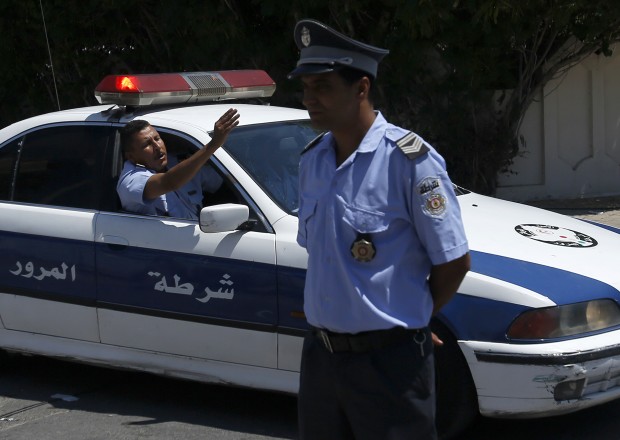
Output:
top-left (126, 125), bottom-right (168, 172)
top-left (300, 72), bottom-right (360, 131)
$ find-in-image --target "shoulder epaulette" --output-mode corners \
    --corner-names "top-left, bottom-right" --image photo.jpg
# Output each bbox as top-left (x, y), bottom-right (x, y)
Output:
top-left (301, 132), bottom-right (326, 155)
top-left (396, 131), bottom-right (429, 160)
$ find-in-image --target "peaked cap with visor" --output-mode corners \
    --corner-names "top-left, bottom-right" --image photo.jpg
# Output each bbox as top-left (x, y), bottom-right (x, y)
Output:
top-left (287, 19), bottom-right (389, 79)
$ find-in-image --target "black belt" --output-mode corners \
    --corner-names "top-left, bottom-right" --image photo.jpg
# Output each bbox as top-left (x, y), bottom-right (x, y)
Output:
top-left (311, 326), bottom-right (427, 354)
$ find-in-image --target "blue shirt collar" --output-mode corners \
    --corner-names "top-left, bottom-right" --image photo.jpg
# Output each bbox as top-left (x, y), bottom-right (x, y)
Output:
top-left (317, 111), bottom-right (388, 165)
top-left (356, 111), bottom-right (387, 154)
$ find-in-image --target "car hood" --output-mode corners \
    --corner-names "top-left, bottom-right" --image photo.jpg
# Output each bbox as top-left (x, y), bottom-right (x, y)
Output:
top-left (458, 193), bottom-right (620, 306)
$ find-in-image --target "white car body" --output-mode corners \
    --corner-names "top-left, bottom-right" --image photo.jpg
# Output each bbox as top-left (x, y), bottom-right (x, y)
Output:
top-left (456, 193), bottom-right (620, 417)
top-left (1, 72), bottom-right (619, 437)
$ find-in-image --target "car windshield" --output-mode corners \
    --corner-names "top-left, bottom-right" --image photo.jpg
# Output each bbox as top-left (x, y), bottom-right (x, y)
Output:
top-left (224, 121), bottom-right (468, 215)
top-left (224, 120), bottom-right (320, 214)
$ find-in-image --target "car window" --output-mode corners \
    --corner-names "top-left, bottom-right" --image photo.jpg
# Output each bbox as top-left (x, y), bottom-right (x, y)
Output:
top-left (223, 121), bottom-right (319, 214)
top-left (158, 131), bottom-right (243, 209)
top-left (0, 138), bottom-right (20, 200)
top-left (453, 185), bottom-right (470, 196)
top-left (120, 129), bottom-right (269, 233)
top-left (11, 125), bottom-right (109, 209)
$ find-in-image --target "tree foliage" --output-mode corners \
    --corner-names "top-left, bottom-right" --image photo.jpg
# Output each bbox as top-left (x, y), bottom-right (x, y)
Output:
top-left (1, 0), bottom-right (619, 193)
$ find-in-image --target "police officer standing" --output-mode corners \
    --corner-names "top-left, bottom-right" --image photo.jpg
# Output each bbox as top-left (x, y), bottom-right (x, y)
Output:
top-left (288, 19), bottom-right (471, 439)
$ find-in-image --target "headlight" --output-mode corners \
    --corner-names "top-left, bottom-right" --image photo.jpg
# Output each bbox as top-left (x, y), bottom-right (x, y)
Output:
top-left (507, 299), bottom-right (620, 340)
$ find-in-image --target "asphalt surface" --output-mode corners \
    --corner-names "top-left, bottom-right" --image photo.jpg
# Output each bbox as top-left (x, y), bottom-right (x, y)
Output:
top-left (0, 354), bottom-right (297, 440)
top-left (5, 348), bottom-right (620, 440)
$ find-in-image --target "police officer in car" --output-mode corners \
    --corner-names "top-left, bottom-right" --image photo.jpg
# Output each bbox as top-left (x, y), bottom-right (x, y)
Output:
top-left (289, 19), bottom-right (471, 439)
top-left (117, 109), bottom-right (239, 219)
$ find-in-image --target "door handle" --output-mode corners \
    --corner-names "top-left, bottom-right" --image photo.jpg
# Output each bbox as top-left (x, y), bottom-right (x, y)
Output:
top-left (101, 235), bottom-right (129, 250)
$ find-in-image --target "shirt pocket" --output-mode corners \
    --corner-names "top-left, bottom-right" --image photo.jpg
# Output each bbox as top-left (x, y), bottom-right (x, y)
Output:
top-left (342, 204), bottom-right (391, 234)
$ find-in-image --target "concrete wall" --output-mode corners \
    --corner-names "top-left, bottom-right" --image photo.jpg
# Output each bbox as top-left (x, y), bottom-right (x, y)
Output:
top-left (496, 44), bottom-right (620, 202)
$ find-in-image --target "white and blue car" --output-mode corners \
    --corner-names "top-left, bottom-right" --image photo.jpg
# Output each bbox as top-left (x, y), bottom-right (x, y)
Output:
top-left (0, 71), bottom-right (619, 438)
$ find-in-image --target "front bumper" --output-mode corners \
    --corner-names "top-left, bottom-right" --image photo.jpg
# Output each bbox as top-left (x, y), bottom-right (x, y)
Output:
top-left (460, 328), bottom-right (620, 418)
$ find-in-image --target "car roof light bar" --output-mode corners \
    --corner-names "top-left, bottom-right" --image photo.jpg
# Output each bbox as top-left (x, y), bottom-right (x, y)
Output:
top-left (94, 70), bottom-right (276, 106)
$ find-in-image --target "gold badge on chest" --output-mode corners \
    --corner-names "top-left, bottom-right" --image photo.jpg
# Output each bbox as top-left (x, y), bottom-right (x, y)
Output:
top-left (351, 233), bottom-right (376, 262)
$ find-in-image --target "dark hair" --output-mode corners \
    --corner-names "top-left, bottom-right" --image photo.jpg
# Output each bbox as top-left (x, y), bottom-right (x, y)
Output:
top-left (119, 119), bottom-right (151, 154)
top-left (337, 67), bottom-right (375, 102)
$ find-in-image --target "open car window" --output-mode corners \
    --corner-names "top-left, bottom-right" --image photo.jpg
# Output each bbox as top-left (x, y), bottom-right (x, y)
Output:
top-left (154, 130), bottom-right (270, 232)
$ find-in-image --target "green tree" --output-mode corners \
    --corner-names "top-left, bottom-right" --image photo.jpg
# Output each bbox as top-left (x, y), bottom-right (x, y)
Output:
top-left (383, 0), bottom-right (620, 193)
top-left (1, 0), bottom-right (619, 194)
top-left (267, 0), bottom-right (620, 193)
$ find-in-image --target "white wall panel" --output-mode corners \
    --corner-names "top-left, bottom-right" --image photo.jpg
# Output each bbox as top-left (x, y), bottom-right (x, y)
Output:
top-left (497, 44), bottom-right (620, 201)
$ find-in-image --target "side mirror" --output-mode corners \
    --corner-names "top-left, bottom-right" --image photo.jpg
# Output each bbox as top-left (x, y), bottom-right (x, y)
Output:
top-left (199, 204), bottom-right (250, 233)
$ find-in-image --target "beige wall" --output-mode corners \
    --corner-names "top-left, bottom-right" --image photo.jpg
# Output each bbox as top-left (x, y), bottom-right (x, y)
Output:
top-left (496, 44), bottom-right (620, 202)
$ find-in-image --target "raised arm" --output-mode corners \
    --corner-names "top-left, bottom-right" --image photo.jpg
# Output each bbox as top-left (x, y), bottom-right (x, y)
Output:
top-left (144, 108), bottom-right (239, 200)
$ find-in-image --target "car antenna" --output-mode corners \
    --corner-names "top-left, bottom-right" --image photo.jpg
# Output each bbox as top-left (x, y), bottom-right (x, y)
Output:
top-left (39, 0), bottom-right (61, 111)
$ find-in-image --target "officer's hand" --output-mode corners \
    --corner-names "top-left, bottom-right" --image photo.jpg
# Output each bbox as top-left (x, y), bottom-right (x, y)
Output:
top-left (432, 331), bottom-right (444, 347)
top-left (210, 108), bottom-right (240, 148)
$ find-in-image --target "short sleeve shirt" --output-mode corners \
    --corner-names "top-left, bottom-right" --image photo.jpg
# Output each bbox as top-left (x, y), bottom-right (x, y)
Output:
top-left (297, 112), bottom-right (469, 333)
top-left (116, 159), bottom-right (222, 220)
top-left (166, 155), bottom-right (223, 207)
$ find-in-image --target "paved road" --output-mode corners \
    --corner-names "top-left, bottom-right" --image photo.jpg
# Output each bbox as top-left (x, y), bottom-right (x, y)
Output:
top-left (0, 354), bottom-right (297, 440)
top-left (3, 353), bottom-right (620, 440)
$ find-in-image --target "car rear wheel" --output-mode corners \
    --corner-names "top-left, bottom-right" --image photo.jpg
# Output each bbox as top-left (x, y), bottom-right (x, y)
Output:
top-left (431, 319), bottom-right (479, 440)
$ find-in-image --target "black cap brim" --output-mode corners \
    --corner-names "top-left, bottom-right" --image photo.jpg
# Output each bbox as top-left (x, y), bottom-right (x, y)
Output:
top-left (287, 63), bottom-right (340, 79)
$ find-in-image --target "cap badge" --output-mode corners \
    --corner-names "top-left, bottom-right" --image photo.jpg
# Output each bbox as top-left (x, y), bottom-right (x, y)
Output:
top-left (301, 26), bottom-right (311, 47)
top-left (351, 233), bottom-right (376, 262)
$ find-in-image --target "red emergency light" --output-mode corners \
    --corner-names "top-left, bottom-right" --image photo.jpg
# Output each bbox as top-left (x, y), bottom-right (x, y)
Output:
top-left (94, 70), bottom-right (276, 106)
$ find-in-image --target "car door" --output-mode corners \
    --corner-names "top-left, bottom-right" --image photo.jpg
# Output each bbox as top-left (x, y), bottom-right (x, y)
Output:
top-left (94, 128), bottom-right (278, 368)
top-left (0, 124), bottom-right (109, 341)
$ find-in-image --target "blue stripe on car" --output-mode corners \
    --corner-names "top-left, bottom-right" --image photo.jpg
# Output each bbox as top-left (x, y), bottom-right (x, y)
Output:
top-left (436, 250), bottom-right (620, 343)
top-left (578, 218), bottom-right (620, 234)
top-left (95, 242), bottom-right (278, 326)
top-left (0, 230), bottom-right (96, 304)
top-left (438, 294), bottom-right (528, 342)
top-left (469, 250), bottom-right (620, 306)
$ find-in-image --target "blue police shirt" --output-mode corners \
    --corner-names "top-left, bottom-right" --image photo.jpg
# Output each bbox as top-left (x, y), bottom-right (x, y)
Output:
top-left (167, 155), bottom-right (223, 207)
top-left (117, 158), bottom-right (222, 220)
top-left (297, 112), bottom-right (469, 333)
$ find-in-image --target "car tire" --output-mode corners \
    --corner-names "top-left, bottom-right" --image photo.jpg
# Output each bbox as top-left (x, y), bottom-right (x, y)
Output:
top-left (431, 319), bottom-right (479, 440)
top-left (0, 349), bottom-right (12, 370)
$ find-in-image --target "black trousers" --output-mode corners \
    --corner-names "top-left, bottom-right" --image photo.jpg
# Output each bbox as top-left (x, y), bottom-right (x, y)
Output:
top-left (298, 327), bottom-right (437, 440)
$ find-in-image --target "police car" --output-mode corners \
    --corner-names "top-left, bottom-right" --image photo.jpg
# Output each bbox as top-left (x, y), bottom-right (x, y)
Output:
top-left (1, 70), bottom-right (620, 438)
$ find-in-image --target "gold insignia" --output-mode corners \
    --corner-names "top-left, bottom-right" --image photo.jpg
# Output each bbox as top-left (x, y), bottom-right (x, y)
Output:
top-left (351, 236), bottom-right (376, 262)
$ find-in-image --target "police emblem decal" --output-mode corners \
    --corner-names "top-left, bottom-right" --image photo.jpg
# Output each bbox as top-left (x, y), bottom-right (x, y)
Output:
top-left (351, 233), bottom-right (376, 262)
top-left (423, 193), bottom-right (447, 217)
top-left (301, 27), bottom-right (311, 47)
top-left (418, 177), bottom-right (447, 218)
top-left (515, 224), bottom-right (598, 247)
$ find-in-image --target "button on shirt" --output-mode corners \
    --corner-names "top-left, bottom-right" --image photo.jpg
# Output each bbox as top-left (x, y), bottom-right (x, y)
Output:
top-left (117, 157), bottom-right (223, 220)
top-left (297, 112), bottom-right (469, 334)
